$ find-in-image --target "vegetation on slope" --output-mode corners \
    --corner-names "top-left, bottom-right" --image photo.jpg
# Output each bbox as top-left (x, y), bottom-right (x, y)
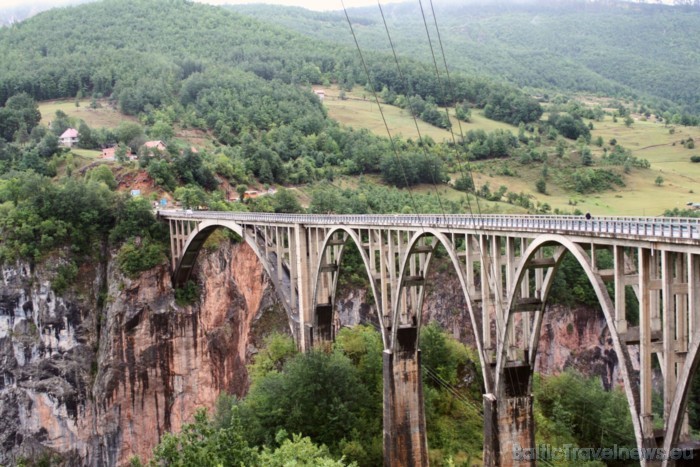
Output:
top-left (136, 325), bottom-right (637, 467)
top-left (233, 1), bottom-right (700, 118)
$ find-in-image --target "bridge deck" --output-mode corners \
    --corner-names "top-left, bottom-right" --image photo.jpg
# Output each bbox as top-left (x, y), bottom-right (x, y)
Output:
top-left (158, 210), bottom-right (700, 245)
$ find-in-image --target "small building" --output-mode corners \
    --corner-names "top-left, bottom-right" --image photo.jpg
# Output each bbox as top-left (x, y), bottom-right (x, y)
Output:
top-left (313, 89), bottom-right (325, 101)
top-left (59, 128), bottom-right (79, 147)
top-left (687, 202), bottom-right (700, 210)
top-left (101, 146), bottom-right (135, 161)
top-left (143, 140), bottom-right (167, 152)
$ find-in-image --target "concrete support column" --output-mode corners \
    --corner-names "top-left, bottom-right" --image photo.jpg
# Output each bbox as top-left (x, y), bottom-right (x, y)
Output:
top-left (294, 225), bottom-right (312, 351)
top-left (383, 328), bottom-right (428, 467)
top-left (484, 364), bottom-right (535, 467)
top-left (639, 248), bottom-right (657, 444)
top-left (614, 245), bottom-right (628, 334)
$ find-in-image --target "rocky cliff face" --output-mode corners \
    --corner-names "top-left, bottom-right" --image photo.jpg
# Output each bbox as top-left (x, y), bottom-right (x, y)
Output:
top-left (0, 241), bottom-right (286, 466)
top-left (534, 305), bottom-right (639, 390)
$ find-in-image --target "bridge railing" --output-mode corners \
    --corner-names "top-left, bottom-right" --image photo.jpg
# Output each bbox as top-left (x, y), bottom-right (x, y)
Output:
top-left (157, 210), bottom-right (700, 241)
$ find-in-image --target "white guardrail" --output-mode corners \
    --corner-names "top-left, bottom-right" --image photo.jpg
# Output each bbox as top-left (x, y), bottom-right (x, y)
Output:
top-left (157, 210), bottom-right (700, 241)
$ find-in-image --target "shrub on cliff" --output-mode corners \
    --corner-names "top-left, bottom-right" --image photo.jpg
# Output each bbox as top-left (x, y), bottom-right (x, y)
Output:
top-left (116, 238), bottom-right (166, 277)
top-left (534, 370), bottom-right (635, 461)
top-left (240, 350), bottom-right (373, 457)
top-left (0, 173), bottom-right (115, 262)
top-left (110, 196), bottom-right (164, 244)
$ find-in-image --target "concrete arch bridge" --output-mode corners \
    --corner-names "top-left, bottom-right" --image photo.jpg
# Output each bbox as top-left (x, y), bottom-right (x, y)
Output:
top-left (159, 210), bottom-right (700, 466)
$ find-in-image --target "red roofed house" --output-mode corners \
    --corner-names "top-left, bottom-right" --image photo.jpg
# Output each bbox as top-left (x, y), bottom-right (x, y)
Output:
top-left (143, 140), bottom-right (167, 152)
top-left (59, 128), bottom-right (79, 147)
top-left (101, 146), bottom-right (135, 161)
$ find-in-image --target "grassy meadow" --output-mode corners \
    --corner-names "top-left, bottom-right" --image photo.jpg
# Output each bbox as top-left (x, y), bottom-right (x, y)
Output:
top-left (461, 117), bottom-right (700, 216)
top-left (321, 86), bottom-right (514, 142)
top-left (321, 86), bottom-right (700, 216)
top-left (585, 116), bottom-right (700, 215)
top-left (38, 99), bottom-right (138, 128)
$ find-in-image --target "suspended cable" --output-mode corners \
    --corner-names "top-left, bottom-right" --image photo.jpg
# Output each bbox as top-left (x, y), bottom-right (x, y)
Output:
top-left (340, 0), bottom-right (423, 224)
top-left (414, 0), bottom-right (509, 345)
top-left (376, 1), bottom-right (451, 226)
top-left (426, 0), bottom-right (484, 219)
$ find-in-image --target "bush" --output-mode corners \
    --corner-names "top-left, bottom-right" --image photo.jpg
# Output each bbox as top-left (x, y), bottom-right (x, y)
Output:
top-left (117, 238), bottom-right (166, 277)
top-left (571, 168), bottom-right (625, 194)
top-left (175, 280), bottom-right (200, 306)
top-left (536, 179), bottom-right (547, 194)
top-left (453, 174), bottom-right (475, 192)
top-left (692, 155), bottom-right (700, 163)
top-left (52, 261), bottom-right (78, 294)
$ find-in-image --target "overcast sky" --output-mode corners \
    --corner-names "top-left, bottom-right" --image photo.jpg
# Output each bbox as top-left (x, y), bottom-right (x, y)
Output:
top-left (0, 0), bottom-right (408, 11)
top-left (198, 0), bottom-right (406, 9)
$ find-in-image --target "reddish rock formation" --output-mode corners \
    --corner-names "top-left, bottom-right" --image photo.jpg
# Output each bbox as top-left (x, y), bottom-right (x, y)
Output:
top-left (535, 306), bottom-right (626, 390)
top-left (0, 242), bottom-right (286, 466)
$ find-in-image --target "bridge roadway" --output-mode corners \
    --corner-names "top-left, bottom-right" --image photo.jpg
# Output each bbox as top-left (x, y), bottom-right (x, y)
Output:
top-left (161, 210), bottom-right (700, 242)
top-left (159, 210), bottom-right (700, 466)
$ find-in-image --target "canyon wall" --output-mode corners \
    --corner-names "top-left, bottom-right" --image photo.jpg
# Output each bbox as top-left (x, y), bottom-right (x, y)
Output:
top-left (336, 264), bottom-right (632, 390)
top-left (0, 241), bottom-right (286, 466)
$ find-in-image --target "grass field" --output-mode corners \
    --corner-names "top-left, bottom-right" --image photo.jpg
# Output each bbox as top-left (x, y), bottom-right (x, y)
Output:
top-left (584, 116), bottom-right (700, 215)
top-left (322, 87), bottom-right (700, 215)
top-left (70, 148), bottom-right (102, 159)
top-left (463, 116), bottom-right (700, 216)
top-left (39, 99), bottom-right (138, 129)
top-left (321, 86), bottom-right (515, 142)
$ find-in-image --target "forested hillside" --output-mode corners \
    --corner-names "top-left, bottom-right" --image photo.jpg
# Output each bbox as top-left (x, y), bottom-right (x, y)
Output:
top-left (233, 0), bottom-right (700, 116)
top-left (0, 0), bottom-right (544, 193)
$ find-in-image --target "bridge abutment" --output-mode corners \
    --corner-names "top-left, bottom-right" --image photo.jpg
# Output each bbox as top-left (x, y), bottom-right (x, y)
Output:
top-left (383, 328), bottom-right (429, 467)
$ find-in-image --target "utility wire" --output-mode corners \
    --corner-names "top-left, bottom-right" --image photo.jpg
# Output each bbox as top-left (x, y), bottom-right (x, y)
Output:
top-left (341, 0), bottom-right (423, 224)
top-left (377, 1), bottom-right (450, 225)
top-left (426, 0), bottom-right (484, 219)
top-left (414, 0), bottom-right (509, 346)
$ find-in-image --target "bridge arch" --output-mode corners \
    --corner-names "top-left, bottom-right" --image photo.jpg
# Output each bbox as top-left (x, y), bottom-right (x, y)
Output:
top-left (173, 220), bottom-right (248, 287)
top-left (310, 227), bottom-right (385, 346)
top-left (663, 328), bottom-right (700, 466)
top-left (171, 219), bottom-right (298, 330)
top-left (494, 234), bottom-right (644, 453)
top-left (390, 229), bottom-right (489, 391)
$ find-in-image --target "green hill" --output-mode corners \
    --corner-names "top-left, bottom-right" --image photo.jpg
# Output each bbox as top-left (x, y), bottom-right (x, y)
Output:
top-left (232, 1), bottom-right (700, 116)
top-left (1, 0), bottom-right (699, 228)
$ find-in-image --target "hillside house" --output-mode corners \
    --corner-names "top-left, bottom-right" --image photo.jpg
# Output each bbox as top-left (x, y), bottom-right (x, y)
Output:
top-left (243, 190), bottom-right (260, 200)
top-left (314, 89), bottom-right (325, 101)
top-left (59, 128), bottom-right (79, 147)
top-left (101, 146), bottom-right (135, 161)
top-left (143, 140), bottom-right (167, 152)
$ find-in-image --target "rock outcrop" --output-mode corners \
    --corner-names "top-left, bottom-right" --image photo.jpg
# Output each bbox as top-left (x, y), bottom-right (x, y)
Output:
top-left (0, 241), bottom-right (286, 465)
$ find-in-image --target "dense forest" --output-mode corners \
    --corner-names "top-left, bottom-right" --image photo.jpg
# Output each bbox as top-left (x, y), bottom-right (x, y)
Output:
top-left (233, 1), bottom-right (700, 117)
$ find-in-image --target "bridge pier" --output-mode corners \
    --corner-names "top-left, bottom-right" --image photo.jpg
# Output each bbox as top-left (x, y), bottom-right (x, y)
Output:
top-left (484, 363), bottom-right (535, 466)
top-left (383, 327), bottom-right (429, 467)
